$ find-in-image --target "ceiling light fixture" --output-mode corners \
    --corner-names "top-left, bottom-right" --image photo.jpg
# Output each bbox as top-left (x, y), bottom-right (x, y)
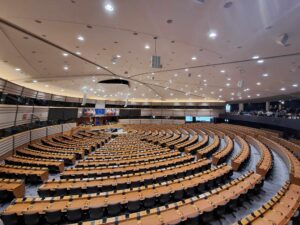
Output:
top-left (257, 59), bottom-right (264, 64)
top-left (33, 80), bottom-right (37, 83)
top-left (77, 35), bottom-right (84, 41)
top-left (262, 73), bottom-right (269, 77)
top-left (220, 70), bottom-right (225, 73)
top-left (252, 55), bottom-right (260, 59)
top-left (63, 66), bottom-right (69, 70)
top-left (256, 82), bottom-right (261, 85)
top-left (208, 31), bottom-right (218, 39)
top-left (15, 68), bottom-right (21, 71)
top-left (145, 44), bottom-right (150, 49)
top-left (76, 51), bottom-right (81, 55)
top-left (104, 3), bottom-right (114, 12)
top-left (280, 87), bottom-right (286, 91)
top-left (292, 84), bottom-right (298, 87)
top-left (62, 52), bottom-right (69, 57)
top-left (191, 56), bottom-right (197, 61)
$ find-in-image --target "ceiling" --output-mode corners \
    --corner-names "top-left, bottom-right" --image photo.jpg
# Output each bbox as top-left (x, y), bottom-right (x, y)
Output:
top-left (0, 0), bottom-right (300, 102)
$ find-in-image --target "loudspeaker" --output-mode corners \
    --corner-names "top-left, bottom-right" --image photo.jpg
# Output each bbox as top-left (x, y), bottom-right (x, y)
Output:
top-left (276, 33), bottom-right (289, 47)
top-left (81, 93), bottom-right (87, 106)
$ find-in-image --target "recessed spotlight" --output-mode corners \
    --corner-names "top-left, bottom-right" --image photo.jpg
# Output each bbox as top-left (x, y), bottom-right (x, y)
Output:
top-left (15, 68), bottom-right (21, 71)
top-left (247, 95), bottom-right (251, 98)
top-left (116, 54), bottom-right (121, 58)
top-left (144, 44), bottom-right (150, 49)
top-left (257, 59), bottom-right (264, 64)
top-left (292, 84), bottom-right (298, 87)
top-left (203, 79), bottom-right (207, 82)
top-left (220, 70), bottom-right (225, 73)
top-left (262, 73), bottom-right (269, 77)
top-left (252, 55), bottom-right (260, 59)
top-left (174, 74), bottom-right (178, 77)
top-left (256, 93), bottom-right (261, 96)
top-left (219, 95), bottom-right (222, 98)
top-left (226, 83), bottom-right (230, 87)
top-left (256, 82), bottom-right (261, 85)
top-left (77, 35), bottom-right (84, 41)
top-left (197, 74), bottom-right (201, 77)
top-left (96, 67), bottom-right (100, 70)
top-left (191, 56), bottom-right (197, 61)
top-left (104, 3), bottom-right (114, 12)
top-left (62, 52), bottom-right (69, 57)
top-left (227, 77), bottom-right (231, 81)
top-left (280, 87), bottom-right (286, 91)
top-left (170, 93), bottom-right (174, 96)
top-left (63, 66), bottom-right (69, 70)
top-left (45, 84), bottom-right (49, 88)
top-left (33, 80), bottom-right (37, 83)
top-left (208, 31), bottom-right (217, 39)
top-left (219, 88), bottom-right (223, 92)
top-left (185, 68), bottom-right (189, 72)
top-left (76, 51), bottom-right (81, 55)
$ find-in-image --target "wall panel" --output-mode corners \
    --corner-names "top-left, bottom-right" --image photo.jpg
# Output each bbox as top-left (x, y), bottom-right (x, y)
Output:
top-left (0, 105), bottom-right (16, 129)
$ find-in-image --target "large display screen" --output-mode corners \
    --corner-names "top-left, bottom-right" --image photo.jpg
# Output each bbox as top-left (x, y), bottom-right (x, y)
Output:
top-left (185, 116), bottom-right (193, 122)
top-left (95, 108), bottom-right (105, 115)
top-left (195, 116), bottom-right (212, 122)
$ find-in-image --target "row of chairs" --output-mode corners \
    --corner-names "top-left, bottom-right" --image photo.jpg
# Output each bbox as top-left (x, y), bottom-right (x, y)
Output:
top-left (212, 135), bottom-right (234, 165)
top-left (0, 179), bottom-right (25, 202)
top-left (232, 136), bottom-right (251, 171)
top-left (17, 147), bottom-right (76, 165)
top-left (196, 131), bottom-right (220, 159)
top-left (28, 142), bottom-right (86, 159)
top-left (68, 171), bottom-right (263, 225)
top-left (1, 165), bottom-right (230, 225)
top-left (184, 132), bottom-right (209, 155)
top-left (246, 135), bottom-right (273, 177)
top-left (235, 182), bottom-right (300, 225)
top-left (0, 164), bottom-right (48, 183)
top-left (60, 154), bottom-right (195, 179)
top-left (76, 151), bottom-right (181, 167)
top-left (4, 155), bottom-right (64, 173)
top-left (38, 158), bottom-right (212, 197)
top-left (175, 134), bottom-right (198, 152)
top-left (166, 134), bottom-right (189, 149)
top-left (258, 135), bottom-right (300, 185)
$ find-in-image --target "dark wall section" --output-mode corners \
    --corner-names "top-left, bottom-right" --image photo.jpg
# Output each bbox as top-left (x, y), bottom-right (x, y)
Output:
top-left (119, 109), bottom-right (141, 118)
top-left (48, 108), bottom-right (78, 121)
